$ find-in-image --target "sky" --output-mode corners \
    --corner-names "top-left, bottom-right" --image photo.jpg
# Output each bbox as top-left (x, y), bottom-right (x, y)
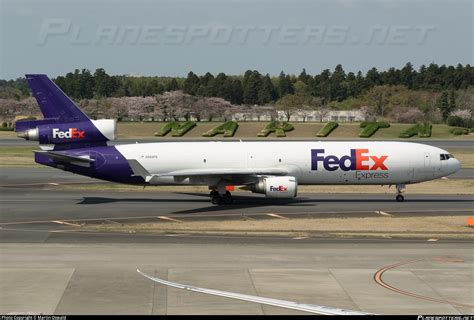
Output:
top-left (1, 0), bottom-right (473, 80)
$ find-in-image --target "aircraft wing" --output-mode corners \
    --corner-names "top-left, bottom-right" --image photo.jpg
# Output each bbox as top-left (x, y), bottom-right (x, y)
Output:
top-left (137, 269), bottom-right (372, 315)
top-left (159, 168), bottom-right (288, 177)
top-left (127, 159), bottom-right (287, 183)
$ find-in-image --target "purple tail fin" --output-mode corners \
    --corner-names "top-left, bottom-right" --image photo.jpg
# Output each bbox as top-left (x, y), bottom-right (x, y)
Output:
top-left (25, 74), bottom-right (90, 122)
top-left (16, 74), bottom-right (116, 149)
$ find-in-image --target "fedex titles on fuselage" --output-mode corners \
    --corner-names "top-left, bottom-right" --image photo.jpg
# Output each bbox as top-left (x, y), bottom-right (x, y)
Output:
top-left (311, 148), bottom-right (389, 179)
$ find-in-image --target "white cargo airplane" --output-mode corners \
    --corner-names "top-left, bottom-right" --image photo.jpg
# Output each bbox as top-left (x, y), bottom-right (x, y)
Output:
top-left (17, 75), bottom-right (461, 204)
top-left (137, 269), bottom-right (372, 315)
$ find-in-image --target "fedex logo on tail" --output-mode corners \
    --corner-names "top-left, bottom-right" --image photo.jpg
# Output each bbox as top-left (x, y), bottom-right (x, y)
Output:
top-left (311, 149), bottom-right (388, 171)
top-left (52, 128), bottom-right (85, 139)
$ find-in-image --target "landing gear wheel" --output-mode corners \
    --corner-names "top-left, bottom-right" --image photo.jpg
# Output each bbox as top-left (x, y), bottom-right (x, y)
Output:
top-left (396, 194), bottom-right (405, 202)
top-left (211, 193), bottom-right (222, 205)
top-left (223, 191), bottom-right (233, 205)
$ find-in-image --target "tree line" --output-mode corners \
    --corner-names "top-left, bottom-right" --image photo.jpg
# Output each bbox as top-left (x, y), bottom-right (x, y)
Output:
top-left (1, 63), bottom-right (473, 106)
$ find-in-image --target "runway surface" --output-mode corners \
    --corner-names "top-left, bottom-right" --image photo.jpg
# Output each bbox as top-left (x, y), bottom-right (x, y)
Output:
top-left (1, 155), bottom-right (473, 315)
top-left (1, 240), bottom-right (473, 314)
top-left (0, 165), bottom-right (473, 242)
top-left (1, 185), bottom-right (473, 241)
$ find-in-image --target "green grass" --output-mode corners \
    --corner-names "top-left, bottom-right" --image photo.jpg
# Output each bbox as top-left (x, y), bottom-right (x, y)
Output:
top-left (0, 146), bottom-right (40, 167)
top-left (202, 121), bottom-right (238, 137)
top-left (450, 127), bottom-right (470, 135)
top-left (359, 121), bottom-right (391, 138)
top-left (316, 122), bottom-right (339, 137)
top-left (154, 121), bottom-right (196, 137)
top-left (113, 122), bottom-right (474, 139)
top-left (399, 122), bottom-right (432, 138)
top-left (2, 121), bottom-right (472, 141)
top-left (257, 121), bottom-right (294, 137)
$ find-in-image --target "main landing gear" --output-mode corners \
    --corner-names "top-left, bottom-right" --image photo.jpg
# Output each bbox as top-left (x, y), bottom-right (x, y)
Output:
top-left (395, 184), bottom-right (406, 202)
top-left (210, 190), bottom-right (233, 205)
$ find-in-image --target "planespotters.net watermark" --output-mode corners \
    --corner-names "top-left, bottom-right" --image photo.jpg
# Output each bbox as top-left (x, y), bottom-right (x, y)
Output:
top-left (36, 19), bottom-right (436, 47)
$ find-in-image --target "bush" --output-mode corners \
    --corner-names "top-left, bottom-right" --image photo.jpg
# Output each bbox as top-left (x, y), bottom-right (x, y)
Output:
top-left (399, 122), bottom-right (432, 138)
top-left (154, 121), bottom-right (196, 137)
top-left (447, 116), bottom-right (472, 128)
top-left (0, 122), bottom-right (13, 131)
top-left (202, 121), bottom-right (238, 137)
top-left (316, 122), bottom-right (339, 137)
top-left (450, 127), bottom-right (469, 135)
top-left (257, 121), bottom-right (294, 137)
top-left (359, 121), bottom-right (390, 138)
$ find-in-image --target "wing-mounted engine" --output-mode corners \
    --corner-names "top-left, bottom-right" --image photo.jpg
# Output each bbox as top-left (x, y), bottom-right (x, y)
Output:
top-left (246, 176), bottom-right (298, 198)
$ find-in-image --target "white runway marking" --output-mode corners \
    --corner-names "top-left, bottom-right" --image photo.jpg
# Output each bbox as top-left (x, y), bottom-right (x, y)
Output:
top-left (158, 216), bottom-right (183, 223)
top-left (266, 213), bottom-right (288, 219)
top-left (375, 211), bottom-right (393, 217)
top-left (52, 220), bottom-right (81, 227)
top-left (293, 236), bottom-right (309, 240)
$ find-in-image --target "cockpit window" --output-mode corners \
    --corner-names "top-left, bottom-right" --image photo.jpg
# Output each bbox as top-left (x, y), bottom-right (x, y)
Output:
top-left (440, 154), bottom-right (454, 160)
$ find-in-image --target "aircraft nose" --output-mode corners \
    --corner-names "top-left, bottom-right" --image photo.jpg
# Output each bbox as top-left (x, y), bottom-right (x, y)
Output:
top-left (452, 158), bottom-right (461, 173)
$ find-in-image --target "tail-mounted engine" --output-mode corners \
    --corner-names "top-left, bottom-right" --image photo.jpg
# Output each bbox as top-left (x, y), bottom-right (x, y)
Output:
top-left (17, 119), bottom-right (117, 146)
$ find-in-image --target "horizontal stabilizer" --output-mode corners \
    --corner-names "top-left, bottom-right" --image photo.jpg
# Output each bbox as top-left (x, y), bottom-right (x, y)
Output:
top-left (35, 150), bottom-right (94, 166)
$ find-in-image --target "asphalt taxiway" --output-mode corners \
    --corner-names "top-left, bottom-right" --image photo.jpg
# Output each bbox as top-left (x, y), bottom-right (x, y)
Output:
top-left (1, 240), bottom-right (473, 314)
top-left (1, 160), bottom-right (473, 315)
top-left (0, 165), bottom-right (473, 242)
top-left (1, 186), bottom-right (473, 240)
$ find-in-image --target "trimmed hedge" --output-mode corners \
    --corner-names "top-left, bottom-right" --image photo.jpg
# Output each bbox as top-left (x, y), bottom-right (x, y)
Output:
top-left (257, 121), bottom-right (294, 137)
top-left (202, 121), bottom-right (238, 137)
top-left (359, 121), bottom-right (390, 138)
top-left (399, 122), bottom-right (432, 138)
top-left (0, 122), bottom-right (14, 131)
top-left (450, 127), bottom-right (470, 135)
top-left (154, 121), bottom-right (196, 137)
top-left (447, 116), bottom-right (472, 128)
top-left (316, 122), bottom-right (339, 137)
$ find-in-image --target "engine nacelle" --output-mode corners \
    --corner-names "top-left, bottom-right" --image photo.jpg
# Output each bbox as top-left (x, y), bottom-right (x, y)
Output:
top-left (18, 119), bottom-right (117, 145)
top-left (248, 176), bottom-right (298, 198)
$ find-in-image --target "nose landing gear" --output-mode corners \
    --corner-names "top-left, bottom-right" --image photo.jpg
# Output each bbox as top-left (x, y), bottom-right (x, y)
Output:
top-left (395, 184), bottom-right (406, 202)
